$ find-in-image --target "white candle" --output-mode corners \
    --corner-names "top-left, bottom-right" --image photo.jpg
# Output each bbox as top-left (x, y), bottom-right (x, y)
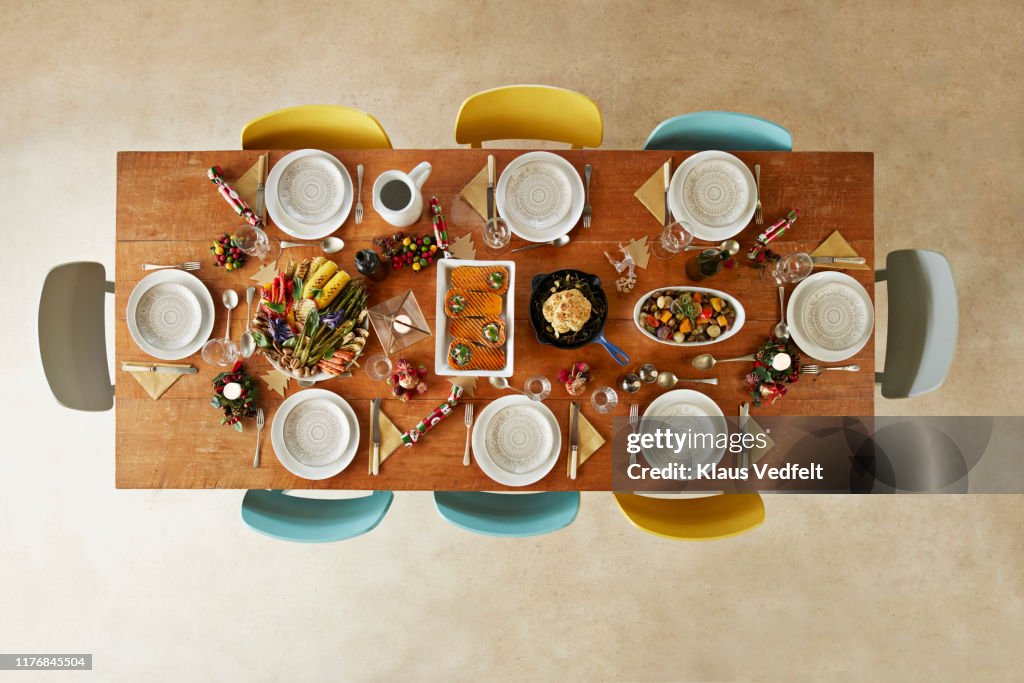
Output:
top-left (392, 314), bottom-right (412, 335)
top-left (771, 353), bottom-right (792, 371)
top-left (222, 382), bottom-right (242, 400)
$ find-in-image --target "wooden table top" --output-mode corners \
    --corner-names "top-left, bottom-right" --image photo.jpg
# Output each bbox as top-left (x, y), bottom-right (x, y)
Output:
top-left (115, 149), bottom-right (874, 490)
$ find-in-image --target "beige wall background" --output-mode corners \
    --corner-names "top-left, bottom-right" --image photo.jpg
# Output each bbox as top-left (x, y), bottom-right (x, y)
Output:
top-left (1, 1), bottom-right (1021, 681)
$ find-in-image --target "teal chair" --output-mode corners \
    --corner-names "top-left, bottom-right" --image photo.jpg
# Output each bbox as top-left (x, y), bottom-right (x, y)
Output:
top-left (643, 111), bottom-right (792, 151)
top-left (241, 490), bottom-right (393, 543)
top-left (433, 491), bottom-right (580, 538)
top-left (876, 249), bottom-right (957, 398)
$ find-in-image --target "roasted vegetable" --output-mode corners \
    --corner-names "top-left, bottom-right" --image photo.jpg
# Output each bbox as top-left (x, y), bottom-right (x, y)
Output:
top-left (314, 270), bottom-right (351, 309)
top-left (303, 260), bottom-right (338, 299)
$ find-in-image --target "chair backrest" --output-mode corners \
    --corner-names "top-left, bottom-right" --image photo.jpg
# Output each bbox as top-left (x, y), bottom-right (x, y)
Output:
top-left (433, 491), bottom-right (580, 538)
top-left (643, 111), bottom-right (792, 151)
top-left (613, 493), bottom-right (765, 540)
top-left (876, 249), bottom-right (957, 398)
top-left (39, 262), bottom-right (114, 411)
top-left (454, 85), bottom-right (603, 148)
top-left (241, 105), bottom-right (393, 150)
top-left (241, 490), bottom-right (393, 543)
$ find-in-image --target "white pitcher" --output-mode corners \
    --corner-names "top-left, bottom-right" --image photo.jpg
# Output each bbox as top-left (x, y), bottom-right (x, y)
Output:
top-left (372, 162), bottom-right (432, 228)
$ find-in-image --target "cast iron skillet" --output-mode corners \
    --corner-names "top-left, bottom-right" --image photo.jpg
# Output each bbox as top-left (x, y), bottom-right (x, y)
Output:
top-left (529, 269), bottom-right (630, 365)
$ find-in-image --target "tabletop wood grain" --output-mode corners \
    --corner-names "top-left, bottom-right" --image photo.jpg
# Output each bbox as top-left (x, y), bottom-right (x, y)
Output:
top-left (115, 149), bottom-right (874, 489)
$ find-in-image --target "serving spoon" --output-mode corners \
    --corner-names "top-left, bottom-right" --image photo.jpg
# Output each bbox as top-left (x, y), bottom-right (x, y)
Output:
top-left (279, 236), bottom-right (345, 254)
top-left (656, 372), bottom-right (719, 388)
top-left (774, 286), bottom-right (790, 341)
top-left (239, 287), bottom-right (256, 358)
top-left (510, 235), bottom-right (571, 253)
top-left (691, 353), bottom-right (756, 370)
top-left (684, 239), bottom-right (741, 255)
top-left (488, 376), bottom-right (528, 396)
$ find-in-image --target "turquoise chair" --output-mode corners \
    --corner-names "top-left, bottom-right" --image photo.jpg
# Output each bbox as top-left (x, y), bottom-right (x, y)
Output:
top-left (241, 490), bottom-right (393, 543)
top-left (643, 111), bottom-right (792, 151)
top-left (433, 491), bottom-right (580, 538)
top-left (876, 249), bottom-right (957, 398)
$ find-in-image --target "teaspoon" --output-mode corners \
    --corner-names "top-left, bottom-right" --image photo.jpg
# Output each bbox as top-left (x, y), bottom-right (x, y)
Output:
top-left (280, 236), bottom-right (345, 254)
top-left (221, 289), bottom-right (238, 341)
top-left (684, 239), bottom-right (741, 255)
top-left (509, 235), bottom-right (571, 253)
top-left (239, 287), bottom-right (256, 358)
top-left (774, 286), bottom-right (790, 341)
top-left (655, 372), bottom-right (719, 388)
top-left (489, 376), bottom-right (528, 396)
top-left (691, 353), bottom-right (756, 370)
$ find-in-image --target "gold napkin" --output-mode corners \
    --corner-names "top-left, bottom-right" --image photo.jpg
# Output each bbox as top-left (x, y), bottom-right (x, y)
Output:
top-left (233, 158), bottom-right (262, 208)
top-left (634, 158), bottom-right (672, 224)
top-left (122, 362), bottom-right (192, 399)
top-left (460, 165), bottom-right (489, 220)
top-left (567, 406), bottom-right (606, 476)
top-left (811, 231), bottom-right (870, 271)
top-left (747, 415), bottom-right (775, 463)
top-left (369, 404), bottom-right (405, 474)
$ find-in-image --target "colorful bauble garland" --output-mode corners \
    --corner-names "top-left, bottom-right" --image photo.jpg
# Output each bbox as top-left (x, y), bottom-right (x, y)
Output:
top-left (210, 361), bottom-right (259, 430)
top-left (745, 337), bottom-right (801, 406)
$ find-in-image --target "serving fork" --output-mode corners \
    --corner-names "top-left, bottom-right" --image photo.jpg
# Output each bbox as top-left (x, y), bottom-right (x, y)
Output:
top-left (253, 408), bottom-right (265, 468)
top-left (582, 164), bottom-right (593, 228)
top-left (801, 364), bottom-right (861, 376)
top-left (142, 262), bottom-right (200, 271)
top-left (628, 403), bottom-right (639, 467)
top-left (355, 164), bottom-right (365, 224)
top-left (754, 164), bottom-right (763, 225)
top-left (463, 402), bottom-right (474, 466)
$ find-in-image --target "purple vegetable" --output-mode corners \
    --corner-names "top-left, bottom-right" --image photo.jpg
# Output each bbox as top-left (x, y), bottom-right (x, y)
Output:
top-left (657, 325), bottom-right (673, 340)
top-left (268, 316), bottom-right (294, 344)
top-left (321, 310), bottom-right (346, 330)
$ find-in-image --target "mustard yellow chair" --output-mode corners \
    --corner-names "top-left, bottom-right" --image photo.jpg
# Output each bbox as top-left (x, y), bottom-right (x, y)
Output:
top-left (454, 85), bottom-right (603, 148)
top-left (241, 104), bottom-right (392, 150)
top-left (614, 493), bottom-right (765, 541)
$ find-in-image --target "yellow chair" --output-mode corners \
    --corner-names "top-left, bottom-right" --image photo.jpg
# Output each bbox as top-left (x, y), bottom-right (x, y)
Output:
top-left (241, 105), bottom-right (393, 150)
top-left (454, 85), bottom-right (603, 148)
top-left (614, 493), bottom-right (765, 541)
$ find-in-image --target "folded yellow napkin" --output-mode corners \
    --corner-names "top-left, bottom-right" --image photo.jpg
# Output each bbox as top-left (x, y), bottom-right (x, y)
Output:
top-left (811, 231), bottom-right (870, 271)
top-left (369, 404), bottom-right (405, 474)
top-left (460, 165), bottom-right (489, 220)
top-left (122, 362), bottom-right (193, 399)
top-left (567, 406), bottom-right (606, 476)
top-left (634, 158), bottom-right (672, 224)
top-left (234, 158), bottom-right (262, 209)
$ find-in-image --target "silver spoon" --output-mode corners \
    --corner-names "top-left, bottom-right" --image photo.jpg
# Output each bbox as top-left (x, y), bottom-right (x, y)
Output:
top-left (222, 289), bottom-right (238, 341)
top-left (691, 353), bottom-right (756, 370)
top-left (684, 239), bottom-right (741, 255)
top-left (656, 372), bottom-right (719, 388)
top-left (489, 376), bottom-right (528, 396)
top-left (774, 286), bottom-right (790, 341)
top-left (239, 287), bottom-right (256, 358)
top-left (279, 236), bottom-right (345, 254)
top-left (509, 234), bottom-right (571, 253)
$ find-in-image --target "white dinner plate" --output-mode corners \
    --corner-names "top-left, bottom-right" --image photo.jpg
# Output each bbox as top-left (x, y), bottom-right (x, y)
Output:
top-left (495, 151), bottom-right (584, 242)
top-left (640, 389), bottom-right (727, 475)
top-left (126, 269), bottom-right (215, 360)
top-left (472, 395), bottom-right (560, 486)
top-left (787, 271), bottom-right (874, 362)
top-left (271, 389), bottom-right (359, 480)
top-left (669, 150), bottom-right (758, 240)
top-left (266, 149), bottom-right (353, 239)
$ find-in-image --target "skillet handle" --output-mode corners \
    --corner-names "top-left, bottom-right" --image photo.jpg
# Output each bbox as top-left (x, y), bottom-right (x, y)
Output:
top-left (593, 333), bottom-right (630, 366)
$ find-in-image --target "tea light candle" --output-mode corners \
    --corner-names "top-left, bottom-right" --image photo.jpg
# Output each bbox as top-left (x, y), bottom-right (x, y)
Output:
top-left (393, 314), bottom-right (413, 335)
top-left (771, 353), bottom-right (792, 372)
top-left (222, 382), bottom-right (242, 400)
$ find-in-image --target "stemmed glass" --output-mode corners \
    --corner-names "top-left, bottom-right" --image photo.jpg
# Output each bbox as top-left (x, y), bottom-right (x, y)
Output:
top-left (233, 224), bottom-right (281, 262)
top-left (768, 252), bottom-right (814, 284)
top-left (650, 220), bottom-right (694, 260)
top-left (482, 217), bottom-right (511, 256)
top-left (201, 291), bottom-right (240, 367)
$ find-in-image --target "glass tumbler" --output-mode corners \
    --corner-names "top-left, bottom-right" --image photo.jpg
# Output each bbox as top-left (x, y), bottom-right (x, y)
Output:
top-left (364, 354), bottom-right (393, 382)
top-left (591, 386), bottom-right (619, 413)
top-left (523, 375), bottom-right (551, 402)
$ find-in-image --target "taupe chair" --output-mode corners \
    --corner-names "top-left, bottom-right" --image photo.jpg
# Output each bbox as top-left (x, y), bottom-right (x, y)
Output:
top-left (876, 249), bottom-right (957, 398)
top-left (39, 262), bottom-right (114, 411)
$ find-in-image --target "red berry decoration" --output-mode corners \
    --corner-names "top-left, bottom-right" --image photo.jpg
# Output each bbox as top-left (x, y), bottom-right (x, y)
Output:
top-left (210, 233), bottom-right (248, 270)
top-left (210, 362), bottom-right (259, 432)
top-left (373, 231), bottom-right (445, 274)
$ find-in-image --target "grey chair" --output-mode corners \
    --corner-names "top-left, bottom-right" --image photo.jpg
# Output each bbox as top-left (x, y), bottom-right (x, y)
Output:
top-left (875, 249), bottom-right (957, 398)
top-left (39, 262), bottom-right (114, 411)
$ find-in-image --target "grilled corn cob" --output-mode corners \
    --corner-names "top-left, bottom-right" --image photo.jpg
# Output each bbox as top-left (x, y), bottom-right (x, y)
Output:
top-left (303, 260), bottom-right (338, 299)
top-left (314, 270), bottom-right (351, 309)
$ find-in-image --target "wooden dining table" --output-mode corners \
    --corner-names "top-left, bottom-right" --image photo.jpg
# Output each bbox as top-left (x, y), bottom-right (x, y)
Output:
top-left (115, 149), bottom-right (874, 490)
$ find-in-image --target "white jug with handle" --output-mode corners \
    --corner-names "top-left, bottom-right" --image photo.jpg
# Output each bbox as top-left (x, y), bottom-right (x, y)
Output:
top-left (372, 162), bottom-right (432, 228)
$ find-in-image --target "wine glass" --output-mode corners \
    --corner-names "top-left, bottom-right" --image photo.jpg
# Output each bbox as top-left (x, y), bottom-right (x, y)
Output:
top-left (482, 217), bottom-right (511, 256)
top-left (651, 220), bottom-right (694, 260)
top-left (233, 224), bottom-right (280, 262)
top-left (769, 252), bottom-right (814, 284)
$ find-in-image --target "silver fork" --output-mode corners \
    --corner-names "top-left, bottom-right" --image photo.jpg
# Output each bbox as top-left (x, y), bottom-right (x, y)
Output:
top-left (463, 403), bottom-right (474, 466)
top-left (142, 262), bottom-right (200, 271)
top-left (628, 403), bottom-right (639, 466)
top-left (801, 364), bottom-right (861, 376)
top-left (355, 163), bottom-right (364, 224)
top-left (582, 164), bottom-right (593, 228)
top-left (253, 408), bottom-right (265, 467)
top-left (754, 164), bottom-right (763, 225)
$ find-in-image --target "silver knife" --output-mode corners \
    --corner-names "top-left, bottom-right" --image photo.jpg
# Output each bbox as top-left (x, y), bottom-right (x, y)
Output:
top-left (663, 160), bottom-right (672, 227)
top-left (569, 401), bottom-right (580, 480)
top-left (738, 402), bottom-right (750, 470)
top-left (812, 256), bottom-right (865, 265)
top-left (486, 154), bottom-right (496, 221)
top-left (371, 398), bottom-right (381, 476)
top-left (122, 364), bottom-right (197, 374)
top-left (255, 153), bottom-right (267, 222)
